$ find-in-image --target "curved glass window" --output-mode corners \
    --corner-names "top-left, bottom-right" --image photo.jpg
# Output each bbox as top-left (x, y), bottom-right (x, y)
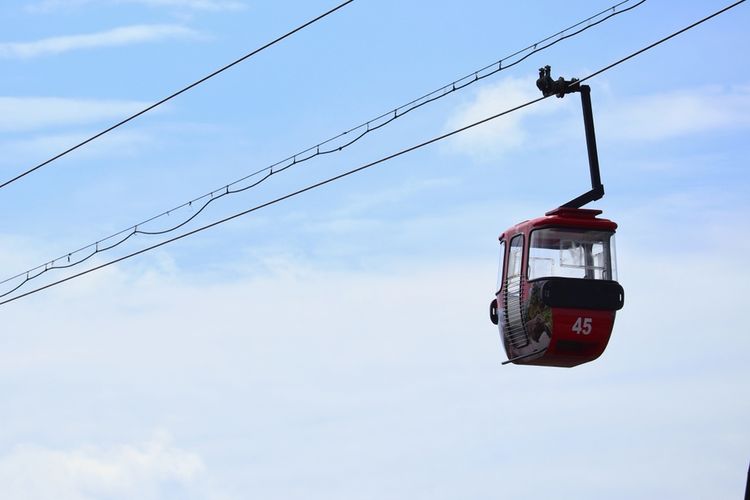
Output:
top-left (508, 234), bottom-right (524, 278)
top-left (528, 228), bottom-right (617, 281)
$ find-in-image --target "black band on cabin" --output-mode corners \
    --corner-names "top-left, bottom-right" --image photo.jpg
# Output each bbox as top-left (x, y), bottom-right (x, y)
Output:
top-left (538, 277), bottom-right (624, 311)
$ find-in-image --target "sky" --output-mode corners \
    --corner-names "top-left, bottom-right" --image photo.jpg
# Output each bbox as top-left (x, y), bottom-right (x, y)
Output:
top-left (0, 0), bottom-right (748, 498)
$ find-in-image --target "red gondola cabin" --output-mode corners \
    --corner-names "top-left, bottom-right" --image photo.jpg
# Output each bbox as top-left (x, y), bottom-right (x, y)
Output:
top-left (489, 207), bottom-right (624, 367)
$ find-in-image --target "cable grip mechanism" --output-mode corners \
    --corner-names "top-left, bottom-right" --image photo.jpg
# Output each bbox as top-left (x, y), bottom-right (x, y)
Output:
top-left (536, 64), bottom-right (581, 97)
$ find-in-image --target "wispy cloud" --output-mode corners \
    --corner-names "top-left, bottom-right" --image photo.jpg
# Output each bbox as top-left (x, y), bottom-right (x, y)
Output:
top-left (0, 130), bottom-right (154, 170)
top-left (443, 77), bottom-right (567, 161)
top-left (0, 97), bottom-right (152, 132)
top-left (334, 177), bottom-right (459, 217)
top-left (445, 81), bottom-right (750, 162)
top-left (0, 202), bottom-right (748, 498)
top-left (599, 85), bottom-right (750, 141)
top-left (0, 433), bottom-right (215, 500)
top-left (0, 24), bottom-right (198, 59)
top-left (0, 97), bottom-right (157, 168)
top-left (28, 0), bottom-right (246, 13)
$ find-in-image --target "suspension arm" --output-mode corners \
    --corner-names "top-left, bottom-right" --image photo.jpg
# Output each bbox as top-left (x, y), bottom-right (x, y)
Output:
top-left (536, 65), bottom-right (604, 209)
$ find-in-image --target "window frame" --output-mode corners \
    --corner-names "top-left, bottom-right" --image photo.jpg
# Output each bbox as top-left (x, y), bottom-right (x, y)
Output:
top-left (496, 238), bottom-right (506, 293)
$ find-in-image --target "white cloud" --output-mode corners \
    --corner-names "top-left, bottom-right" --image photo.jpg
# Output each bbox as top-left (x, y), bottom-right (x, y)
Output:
top-left (600, 85), bottom-right (750, 141)
top-left (0, 97), bottom-right (152, 133)
top-left (0, 193), bottom-right (748, 499)
top-left (0, 433), bottom-right (211, 500)
top-left (0, 129), bottom-right (154, 170)
top-left (445, 82), bottom-right (750, 163)
top-left (333, 177), bottom-right (459, 217)
top-left (0, 96), bottom-right (177, 168)
top-left (444, 77), bottom-right (568, 161)
top-left (0, 24), bottom-right (198, 59)
top-left (28, 0), bottom-right (246, 13)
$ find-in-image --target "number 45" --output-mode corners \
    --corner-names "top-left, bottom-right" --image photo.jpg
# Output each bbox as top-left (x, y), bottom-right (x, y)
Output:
top-left (572, 317), bottom-right (592, 335)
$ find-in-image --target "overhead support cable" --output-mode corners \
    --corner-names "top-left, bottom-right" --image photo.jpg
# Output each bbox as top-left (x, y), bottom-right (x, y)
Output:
top-left (0, 93), bottom-right (550, 307)
top-left (3, 0), bottom-right (746, 306)
top-left (575, 0), bottom-right (745, 85)
top-left (0, 0), bottom-right (356, 191)
top-left (0, 0), bottom-right (647, 298)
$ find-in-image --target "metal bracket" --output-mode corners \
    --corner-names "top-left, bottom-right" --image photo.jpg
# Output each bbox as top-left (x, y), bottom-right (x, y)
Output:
top-left (501, 348), bottom-right (548, 366)
top-left (536, 65), bottom-right (604, 209)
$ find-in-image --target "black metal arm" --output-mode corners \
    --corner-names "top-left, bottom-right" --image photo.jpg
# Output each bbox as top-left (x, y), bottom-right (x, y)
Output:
top-left (536, 65), bottom-right (604, 209)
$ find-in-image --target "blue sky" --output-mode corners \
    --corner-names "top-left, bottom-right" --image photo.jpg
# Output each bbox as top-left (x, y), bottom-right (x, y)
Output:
top-left (1, 1), bottom-right (748, 498)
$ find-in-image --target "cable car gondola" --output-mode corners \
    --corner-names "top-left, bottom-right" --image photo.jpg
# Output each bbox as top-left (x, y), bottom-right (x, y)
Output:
top-left (489, 67), bottom-right (624, 367)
